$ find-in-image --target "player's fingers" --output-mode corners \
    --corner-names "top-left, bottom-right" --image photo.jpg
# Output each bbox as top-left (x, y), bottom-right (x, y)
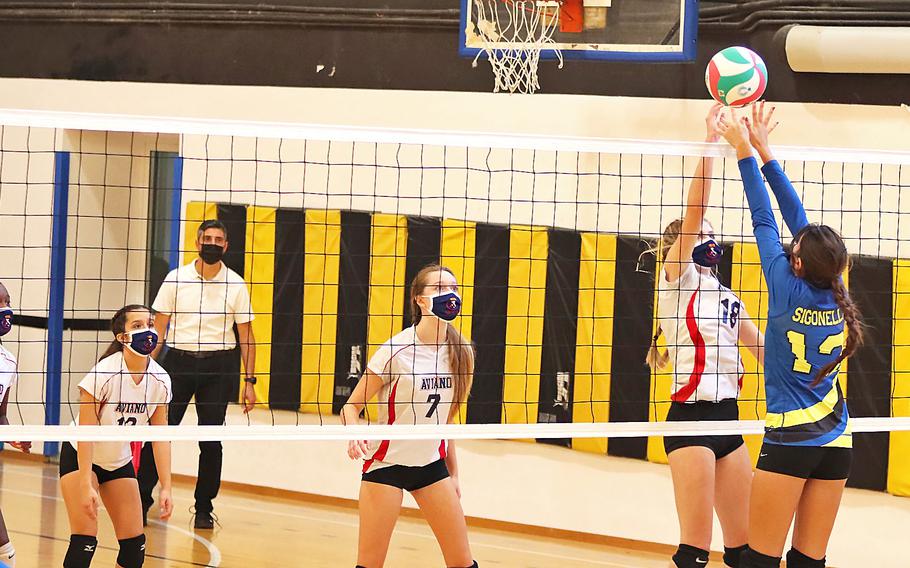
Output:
top-left (766, 105), bottom-right (776, 126)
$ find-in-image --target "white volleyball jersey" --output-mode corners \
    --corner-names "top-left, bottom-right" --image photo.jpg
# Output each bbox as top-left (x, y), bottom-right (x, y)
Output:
top-left (657, 263), bottom-right (745, 403)
top-left (77, 352), bottom-right (172, 470)
top-left (362, 326), bottom-right (453, 473)
top-left (0, 345), bottom-right (17, 403)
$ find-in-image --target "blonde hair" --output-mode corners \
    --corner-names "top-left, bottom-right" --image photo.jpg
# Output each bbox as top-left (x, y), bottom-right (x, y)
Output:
top-left (410, 264), bottom-right (475, 418)
top-left (644, 219), bottom-right (683, 370)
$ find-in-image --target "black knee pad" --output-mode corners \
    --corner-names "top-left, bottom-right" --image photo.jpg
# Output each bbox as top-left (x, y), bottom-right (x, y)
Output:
top-left (673, 544), bottom-right (710, 568)
top-left (724, 544), bottom-right (748, 567)
top-left (447, 562), bottom-right (478, 568)
top-left (63, 534), bottom-right (97, 568)
top-left (786, 548), bottom-right (825, 568)
top-left (116, 534), bottom-right (146, 568)
top-left (739, 547), bottom-right (781, 568)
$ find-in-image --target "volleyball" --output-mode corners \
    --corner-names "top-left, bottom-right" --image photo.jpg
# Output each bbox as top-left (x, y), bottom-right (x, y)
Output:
top-left (705, 46), bottom-right (768, 107)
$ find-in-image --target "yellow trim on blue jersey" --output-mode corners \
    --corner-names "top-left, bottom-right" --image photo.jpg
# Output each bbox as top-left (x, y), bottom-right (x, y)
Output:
top-left (765, 382), bottom-right (839, 429)
top-left (822, 423), bottom-right (853, 448)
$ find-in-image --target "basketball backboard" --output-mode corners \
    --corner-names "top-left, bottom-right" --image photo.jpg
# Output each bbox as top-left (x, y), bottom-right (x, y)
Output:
top-left (460, 0), bottom-right (697, 62)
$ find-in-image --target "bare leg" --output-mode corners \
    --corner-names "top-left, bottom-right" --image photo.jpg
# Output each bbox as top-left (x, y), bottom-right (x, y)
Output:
top-left (747, 469), bottom-right (805, 557)
top-left (411, 478), bottom-right (473, 568)
top-left (790, 478), bottom-right (847, 560)
top-left (714, 445), bottom-right (751, 549)
top-left (357, 481), bottom-right (403, 568)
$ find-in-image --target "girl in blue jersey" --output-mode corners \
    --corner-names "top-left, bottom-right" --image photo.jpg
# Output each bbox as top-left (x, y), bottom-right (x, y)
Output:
top-left (719, 103), bottom-right (864, 568)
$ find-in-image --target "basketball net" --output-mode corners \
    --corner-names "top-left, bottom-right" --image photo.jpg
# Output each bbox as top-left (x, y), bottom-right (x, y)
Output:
top-left (471, 0), bottom-right (565, 94)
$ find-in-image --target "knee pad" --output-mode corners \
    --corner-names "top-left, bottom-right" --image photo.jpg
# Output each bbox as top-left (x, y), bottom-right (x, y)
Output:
top-left (448, 563), bottom-right (478, 568)
top-left (673, 544), bottom-right (710, 568)
top-left (63, 534), bottom-right (97, 568)
top-left (739, 547), bottom-right (781, 568)
top-left (116, 534), bottom-right (146, 568)
top-left (0, 540), bottom-right (15, 567)
top-left (724, 544), bottom-right (748, 567)
top-left (786, 548), bottom-right (825, 568)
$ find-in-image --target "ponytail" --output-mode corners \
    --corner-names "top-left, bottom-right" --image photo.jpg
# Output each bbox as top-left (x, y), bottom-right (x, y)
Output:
top-left (645, 327), bottom-right (670, 370)
top-left (813, 278), bottom-right (864, 387)
top-left (445, 324), bottom-right (475, 421)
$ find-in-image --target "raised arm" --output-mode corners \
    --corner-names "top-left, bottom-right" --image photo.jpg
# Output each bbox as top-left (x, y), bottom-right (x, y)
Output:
top-left (747, 102), bottom-right (809, 235)
top-left (719, 112), bottom-right (796, 312)
top-left (663, 104), bottom-right (723, 282)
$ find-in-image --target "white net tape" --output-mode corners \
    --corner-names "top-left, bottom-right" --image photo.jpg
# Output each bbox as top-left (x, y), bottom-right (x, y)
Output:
top-left (471, 0), bottom-right (564, 94)
top-left (6, 418), bottom-right (910, 442)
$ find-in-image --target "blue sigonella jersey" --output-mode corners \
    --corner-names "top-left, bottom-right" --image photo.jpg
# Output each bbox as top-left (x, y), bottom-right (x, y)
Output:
top-left (738, 157), bottom-right (850, 448)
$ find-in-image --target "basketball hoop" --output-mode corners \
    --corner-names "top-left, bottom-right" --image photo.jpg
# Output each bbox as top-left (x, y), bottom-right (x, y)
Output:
top-left (470, 0), bottom-right (566, 94)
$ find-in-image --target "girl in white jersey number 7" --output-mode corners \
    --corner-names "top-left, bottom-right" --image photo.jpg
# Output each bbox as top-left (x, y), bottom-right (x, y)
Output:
top-left (647, 104), bottom-right (765, 568)
top-left (342, 264), bottom-right (478, 568)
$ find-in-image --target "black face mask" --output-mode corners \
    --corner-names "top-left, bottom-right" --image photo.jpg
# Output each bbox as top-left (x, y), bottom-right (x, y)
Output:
top-left (200, 244), bottom-right (225, 265)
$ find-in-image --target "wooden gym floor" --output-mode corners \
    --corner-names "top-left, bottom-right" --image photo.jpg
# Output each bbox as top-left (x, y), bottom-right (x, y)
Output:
top-left (0, 455), bottom-right (730, 567)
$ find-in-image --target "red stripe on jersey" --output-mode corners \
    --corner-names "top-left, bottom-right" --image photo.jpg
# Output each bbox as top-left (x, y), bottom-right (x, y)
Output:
top-left (438, 440), bottom-right (447, 461)
top-left (671, 290), bottom-right (706, 402)
top-left (362, 379), bottom-right (400, 473)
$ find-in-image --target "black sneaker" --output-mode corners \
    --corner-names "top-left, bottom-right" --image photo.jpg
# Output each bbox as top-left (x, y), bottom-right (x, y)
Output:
top-left (193, 510), bottom-right (216, 530)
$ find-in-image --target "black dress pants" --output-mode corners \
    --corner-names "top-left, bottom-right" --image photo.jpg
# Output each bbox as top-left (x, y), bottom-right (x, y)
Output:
top-left (138, 348), bottom-right (234, 514)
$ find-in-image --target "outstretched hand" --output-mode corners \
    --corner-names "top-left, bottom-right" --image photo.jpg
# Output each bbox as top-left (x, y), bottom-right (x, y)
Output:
top-left (705, 102), bottom-right (724, 142)
top-left (717, 109), bottom-right (752, 158)
top-left (745, 101), bottom-right (778, 163)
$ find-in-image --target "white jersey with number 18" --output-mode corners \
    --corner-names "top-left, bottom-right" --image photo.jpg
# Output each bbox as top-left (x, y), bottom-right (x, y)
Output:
top-left (657, 263), bottom-right (746, 403)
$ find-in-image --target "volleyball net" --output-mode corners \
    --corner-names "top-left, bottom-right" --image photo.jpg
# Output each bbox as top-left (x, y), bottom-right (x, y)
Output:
top-left (0, 108), bottom-right (909, 467)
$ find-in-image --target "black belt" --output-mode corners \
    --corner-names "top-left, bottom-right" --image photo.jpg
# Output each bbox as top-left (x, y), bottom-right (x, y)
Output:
top-left (169, 348), bottom-right (233, 359)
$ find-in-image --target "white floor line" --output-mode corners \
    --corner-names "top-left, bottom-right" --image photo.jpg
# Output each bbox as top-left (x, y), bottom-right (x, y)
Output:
top-left (0, 485), bottom-right (222, 567)
top-left (148, 519), bottom-right (222, 568)
top-left (0, 462), bottom-right (640, 567)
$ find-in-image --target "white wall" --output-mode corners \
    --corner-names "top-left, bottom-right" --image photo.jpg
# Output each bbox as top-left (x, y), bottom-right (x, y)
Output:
top-left (0, 126), bottom-right (178, 425)
top-left (0, 125), bottom-right (56, 426)
top-left (180, 137), bottom-right (909, 258)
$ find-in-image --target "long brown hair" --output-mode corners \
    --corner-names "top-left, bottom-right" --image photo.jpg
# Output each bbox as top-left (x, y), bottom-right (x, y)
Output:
top-left (100, 304), bottom-right (153, 361)
top-left (792, 224), bottom-right (864, 386)
top-left (645, 219), bottom-right (683, 370)
top-left (410, 264), bottom-right (475, 418)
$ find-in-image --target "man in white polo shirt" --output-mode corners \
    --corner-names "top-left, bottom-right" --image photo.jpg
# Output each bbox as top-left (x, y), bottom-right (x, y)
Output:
top-left (137, 219), bottom-right (256, 529)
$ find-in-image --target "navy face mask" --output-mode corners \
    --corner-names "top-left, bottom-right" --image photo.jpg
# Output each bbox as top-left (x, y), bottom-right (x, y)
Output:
top-left (125, 328), bottom-right (158, 357)
top-left (692, 239), bottom-right (724, 267)
top-left (0, 308), bottom-right (13, 337)
top-left (428, 292), bottom-right (462, 322)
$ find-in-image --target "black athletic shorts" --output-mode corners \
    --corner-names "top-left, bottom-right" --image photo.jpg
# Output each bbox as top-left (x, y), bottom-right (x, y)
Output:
top-left (756, 442), bottom-right (852, 480)
top-left (361, 459), bottom-right (450, 492)
top-left (59, 442), bottom-right (136, 485)
top-left (663, 398), bottom-right (745, 459)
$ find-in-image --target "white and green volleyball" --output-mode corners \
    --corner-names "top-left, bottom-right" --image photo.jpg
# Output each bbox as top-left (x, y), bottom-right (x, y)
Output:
top-left (705, 46), bottom-right (768, 107)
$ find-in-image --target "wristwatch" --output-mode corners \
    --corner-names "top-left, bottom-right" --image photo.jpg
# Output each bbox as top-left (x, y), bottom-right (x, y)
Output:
top-left (243, 376), bottom-right (257, 385)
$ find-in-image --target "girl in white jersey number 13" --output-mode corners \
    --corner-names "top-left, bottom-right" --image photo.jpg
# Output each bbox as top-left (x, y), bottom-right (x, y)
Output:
top-left (647, 105), bottom-right (765, 568)
top-left (342, 264), bottom-right (478, 568)
top-left (59, 305), bottom-right (173, 568)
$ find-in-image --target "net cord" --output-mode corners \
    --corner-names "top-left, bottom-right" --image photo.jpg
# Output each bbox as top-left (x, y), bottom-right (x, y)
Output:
top-left (0, 108), bottom-right (908, 165)
top-left (3, 417), bottom-right (907, 441)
